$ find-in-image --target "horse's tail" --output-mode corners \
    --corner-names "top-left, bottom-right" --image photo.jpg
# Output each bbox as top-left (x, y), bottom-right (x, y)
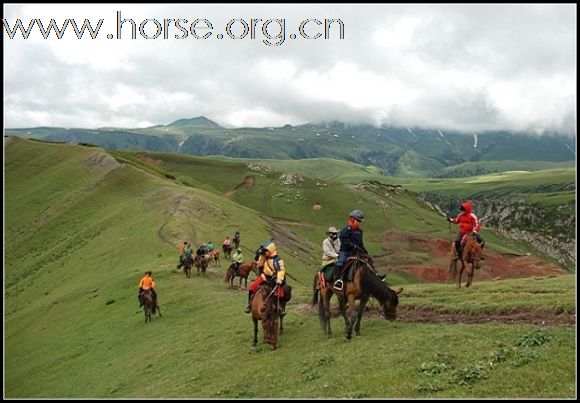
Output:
top-left (312, 273), bottom-right (319, 306)
top-left (224, 265), bottom-right (232, 282)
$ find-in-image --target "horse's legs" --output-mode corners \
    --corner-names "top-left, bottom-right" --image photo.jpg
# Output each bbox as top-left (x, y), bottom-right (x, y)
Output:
top-left (325, 293), bottom-right (333, 338)
top-left (343, 295), bottom-right (357, 340)
top-left (466, 263), bottom-right (474, 287)
top-left (252, 318), bottom-right (258, 347)
top-left (320, 291), bottom-right (333, 339)
top-left (456, 260), bottom-right (464, 288)
top-left (354, 296), bottom-right (369, 336)
top-left (279, 312), bottom-right (284, 335)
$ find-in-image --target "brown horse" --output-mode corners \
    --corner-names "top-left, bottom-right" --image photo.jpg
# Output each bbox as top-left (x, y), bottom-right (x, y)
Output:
top-left (224, 261), bottom-right (259, 289)
top-left (251, 283), bottom-right (281, 350)
top-left (205, 250), bottom-right (220, 267)
top-left (183, 256), bottom-right (193, 278)
top-left (195, 255), bottom-right (209, 276)
top-left (222, 244), bottom-right (233, 260)
top-left (141, 289), bottom-right (161, 323)
top-left (312, 255), bottom-right (402, 340)
top-left (450, 232), bottom-right (482, 288)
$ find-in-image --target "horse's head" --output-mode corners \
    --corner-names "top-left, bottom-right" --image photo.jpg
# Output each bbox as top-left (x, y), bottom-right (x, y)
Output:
top-left (381, 287), bottom-right (403, 321)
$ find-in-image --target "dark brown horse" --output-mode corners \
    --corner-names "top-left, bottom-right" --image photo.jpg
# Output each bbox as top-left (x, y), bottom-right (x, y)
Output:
top-left (224, 261), bottom-right (259, 289)
top-left (449, 232), bottom-right (482, 288)
top-left (222, 244), bottom-right (233, 260)
top-left (195, 255), bottom-right (209, 276)
top-left (141, 289), bottom-right (161, 323)
top-left (312, 255), bottom-right (402, 340)
top-left (183, 256), bottom-right (193, 278)
top-left (251, 283), bottom-right (281, 350)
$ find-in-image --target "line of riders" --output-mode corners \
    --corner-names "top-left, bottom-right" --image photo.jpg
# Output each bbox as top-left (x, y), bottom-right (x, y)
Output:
top-left (138, 201), bottom-right (485, 316)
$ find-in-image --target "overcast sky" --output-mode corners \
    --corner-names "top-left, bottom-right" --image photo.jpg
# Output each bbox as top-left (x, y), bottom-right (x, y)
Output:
top-left (3, 4), bottom-right (577, 134)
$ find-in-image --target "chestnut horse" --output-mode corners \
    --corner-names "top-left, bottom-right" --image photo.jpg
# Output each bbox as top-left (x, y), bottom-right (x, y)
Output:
top-left (205, 250), bottom-right (220, 267)
top-left (251, 282), bottom-right (281, 350)
top-left (224, 261), bottom-right (259, 289)
top-left (449, 232), bottom-right (482, 288)
top-left (195, 255), bottom-right (209, 276)
top-left (312, 253), bottom-right (402, 340)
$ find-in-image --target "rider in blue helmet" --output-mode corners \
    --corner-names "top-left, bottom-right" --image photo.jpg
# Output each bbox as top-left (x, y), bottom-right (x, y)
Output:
top-left (333, 210), bottom-right (383, 290)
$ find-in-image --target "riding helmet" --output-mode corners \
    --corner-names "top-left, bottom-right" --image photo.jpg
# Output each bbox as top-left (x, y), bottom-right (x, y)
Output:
top-left (349, 210), bottom-right (364, 222)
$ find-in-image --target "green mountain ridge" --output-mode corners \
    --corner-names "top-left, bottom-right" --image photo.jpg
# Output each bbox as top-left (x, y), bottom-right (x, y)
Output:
top-left (5, 117), bottom-right (575, 176)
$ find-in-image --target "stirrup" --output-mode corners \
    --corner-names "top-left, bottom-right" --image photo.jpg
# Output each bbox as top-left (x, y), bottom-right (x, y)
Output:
top-left (333, 279), bottom-right (343, 291)
top-left (244, 305), bottom-right (251, 313)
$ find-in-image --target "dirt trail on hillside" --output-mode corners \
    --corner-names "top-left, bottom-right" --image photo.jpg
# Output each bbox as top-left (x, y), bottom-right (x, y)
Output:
top-left (224, 175), bottom-right (256, 198)
top-left (295, 303), bottom-right (575, 326)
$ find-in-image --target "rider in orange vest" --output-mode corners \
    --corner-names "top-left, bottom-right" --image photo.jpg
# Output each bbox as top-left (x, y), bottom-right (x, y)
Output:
top-left (138, 271), bottom-right (157, 308)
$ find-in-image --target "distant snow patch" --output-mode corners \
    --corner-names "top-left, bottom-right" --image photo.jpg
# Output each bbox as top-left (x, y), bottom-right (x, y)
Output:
top-left (473, 134), bottom-right (478, 148)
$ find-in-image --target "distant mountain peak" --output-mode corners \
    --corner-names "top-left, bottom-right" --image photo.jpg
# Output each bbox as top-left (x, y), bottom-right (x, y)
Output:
top-left (168, 116), bottom-right (222, 129)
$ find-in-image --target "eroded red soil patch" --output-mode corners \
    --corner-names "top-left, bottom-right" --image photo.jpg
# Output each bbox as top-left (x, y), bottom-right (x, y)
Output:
top-left (136, 153), bottom-right (162, 166)
top-left (379, 231), bottom-right (569, 283)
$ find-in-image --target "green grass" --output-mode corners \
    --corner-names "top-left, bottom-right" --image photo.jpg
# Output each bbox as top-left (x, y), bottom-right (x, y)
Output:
top-left (4, 137), bottom-right (576, 398)
top-left (401, 275), bottom-right (575, 314)
top-left (431, 160), bottom-right (574, 178)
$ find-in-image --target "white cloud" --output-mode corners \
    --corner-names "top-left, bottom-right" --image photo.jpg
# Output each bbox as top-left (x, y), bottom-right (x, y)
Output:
top-left (3, 4), bottom-right (576, 135)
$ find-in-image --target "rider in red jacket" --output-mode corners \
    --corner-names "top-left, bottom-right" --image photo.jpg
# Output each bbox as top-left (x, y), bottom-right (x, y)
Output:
top-left (447, 200), bottom-right (485, 256)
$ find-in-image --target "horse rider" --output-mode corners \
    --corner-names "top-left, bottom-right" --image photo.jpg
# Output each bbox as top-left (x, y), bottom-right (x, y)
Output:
top-left (138, 271), bottom-right (157, 308)
top-left (447, 200), bottom-right (485, 258)
top-left (322, 226), bottom-right (340, 267)
top-left (244, 241), bottom-right (288, 314)
top-left (195, 244), bottom-right (206, 265)
top-left (222, 236), bottom-right (232, 252)
top-left (177, 241), bottom-right (192, 269)
top-left (334, 210), bottom-right (384, 290)
top-left (232, 248), bottom-right (243, 275)
top-left (206, 241), bottom-right (215, 252)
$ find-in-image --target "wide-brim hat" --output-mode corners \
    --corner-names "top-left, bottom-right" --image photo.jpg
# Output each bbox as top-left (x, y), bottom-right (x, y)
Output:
top-left (326, 226), bottom-right (338, 234)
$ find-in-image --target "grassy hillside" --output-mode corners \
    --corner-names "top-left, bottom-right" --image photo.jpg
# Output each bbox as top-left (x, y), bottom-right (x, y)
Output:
top-left (4, 137), bottom-right (575, 398)
top-left (431, 160), bottom-right (575, 178)
top-left (110, 149), bottom-right (572, 263)
top-left (398, 168), bottom-right (575, 206)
